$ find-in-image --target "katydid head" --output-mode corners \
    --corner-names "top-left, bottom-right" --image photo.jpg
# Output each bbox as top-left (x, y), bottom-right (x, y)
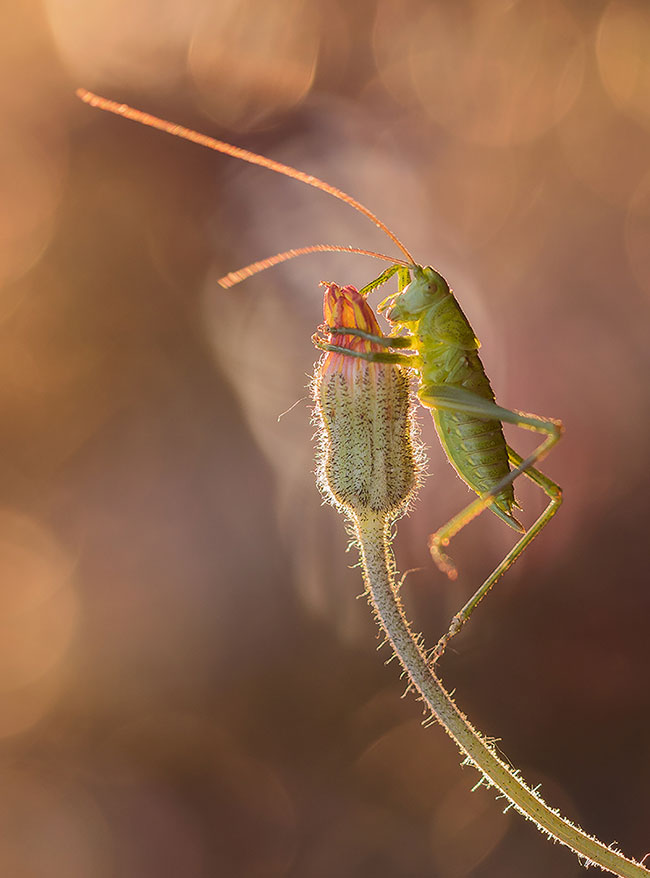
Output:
top-left (383, 266), bottom-right (450, 324)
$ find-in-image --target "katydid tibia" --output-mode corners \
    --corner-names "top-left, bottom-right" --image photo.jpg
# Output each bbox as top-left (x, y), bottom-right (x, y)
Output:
top-left (77, 89), bottom-right (563, 661)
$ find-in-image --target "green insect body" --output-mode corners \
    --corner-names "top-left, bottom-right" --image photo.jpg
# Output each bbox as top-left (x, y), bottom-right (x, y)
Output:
top-left (387, 266), bottom-right (521, 532)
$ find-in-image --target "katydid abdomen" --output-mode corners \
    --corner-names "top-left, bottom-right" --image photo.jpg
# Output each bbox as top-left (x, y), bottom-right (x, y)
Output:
top-left (432, 406), bottom-right (519, 530)
top-left (393, 284), bottom-right (521, 531)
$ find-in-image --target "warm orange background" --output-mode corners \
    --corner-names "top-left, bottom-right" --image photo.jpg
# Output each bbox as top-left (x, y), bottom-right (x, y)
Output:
top-left (2, 1), bottom-right (649, 875)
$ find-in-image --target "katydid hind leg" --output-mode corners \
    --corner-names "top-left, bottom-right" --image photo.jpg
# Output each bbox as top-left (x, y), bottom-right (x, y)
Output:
top-left (421, 384), bottom-right (562, 561)
top-left (416, 384), bottom-right (562, 659)
top-left (430, 448), bottom-right (562, 664)
top-left (426, 385), bottom-right (562, 576)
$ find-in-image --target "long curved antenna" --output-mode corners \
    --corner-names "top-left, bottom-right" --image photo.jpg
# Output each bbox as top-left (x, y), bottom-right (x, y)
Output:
top-left (218, 245), bottom-right (412, 288)
top-left (77, 90), bottom-right (415, 264)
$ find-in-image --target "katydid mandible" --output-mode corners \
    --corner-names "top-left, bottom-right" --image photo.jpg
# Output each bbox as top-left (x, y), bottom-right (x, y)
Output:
top-left (77, 89), bottom-right (563, 661)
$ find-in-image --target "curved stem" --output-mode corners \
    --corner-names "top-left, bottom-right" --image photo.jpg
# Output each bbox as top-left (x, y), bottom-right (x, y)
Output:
top-left (353, 509), bottom-right (649, 878)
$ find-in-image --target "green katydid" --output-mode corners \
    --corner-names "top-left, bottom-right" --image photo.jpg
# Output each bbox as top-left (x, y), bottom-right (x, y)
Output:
top-left (313, 266), bottom-right (562, 661)
top-left (77, 89), bottom-right (563, 661)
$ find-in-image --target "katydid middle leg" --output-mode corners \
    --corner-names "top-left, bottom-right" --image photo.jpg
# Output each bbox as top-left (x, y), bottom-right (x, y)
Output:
top-left (324, 325), bottom-right (415, 349)
top-left (419, 384), bottom-right (563, 662)
top-left (429, 449), bottom-right (562, 663)
top-left (312, 336), bottom-right (417, 366)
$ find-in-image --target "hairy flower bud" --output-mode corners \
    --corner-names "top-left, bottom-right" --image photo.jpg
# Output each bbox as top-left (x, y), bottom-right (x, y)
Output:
top-left (313, 283), bottom-right (422, 518)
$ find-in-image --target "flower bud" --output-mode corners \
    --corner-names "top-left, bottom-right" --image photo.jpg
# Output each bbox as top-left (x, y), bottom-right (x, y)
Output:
top-left (313, 283), bottom-right (422, 518)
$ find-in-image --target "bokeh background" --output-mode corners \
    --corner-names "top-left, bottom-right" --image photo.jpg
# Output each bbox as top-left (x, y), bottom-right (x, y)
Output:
top-left (2, 0), bottom-right (650, 875)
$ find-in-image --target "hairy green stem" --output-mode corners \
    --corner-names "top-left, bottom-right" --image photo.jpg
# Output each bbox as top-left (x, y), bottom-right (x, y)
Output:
top-left (353, 509), bottom-right (649, 878)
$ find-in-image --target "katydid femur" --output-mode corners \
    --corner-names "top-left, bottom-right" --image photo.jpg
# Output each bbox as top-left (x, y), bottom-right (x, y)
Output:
top-left (77, 88), bottom-right (562, 662)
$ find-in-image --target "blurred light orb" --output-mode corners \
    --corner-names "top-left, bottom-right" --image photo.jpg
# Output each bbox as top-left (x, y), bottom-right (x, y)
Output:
top-left (372, 0), bottom-right (431, 109)
top-left (45, 0), bottom-right (203, 92)
top-left (0, 509), bottom-right (77, 736)
top-left (426, 140), bottom-right (518, 249)
top-left (625, 172), bottom-right (650, 297)
top-left (596, 0), bottom-right (650, 130)
top-left (0, 675), bottom-right (64, 739)
top-left (0, 127), bottom-right (64, 288)
top-left (355, 719), bottom-right (458, 813)
top-left (0, 768), bottom-right (111, 877)
top-left (429, 777), bottom-right (509, 876)
top-left (188, 0), bottom-right (320, 131)
top-left (374, 0), bottom-right (585, 146)
top-left (556, 82), bottom-right (650, 207)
